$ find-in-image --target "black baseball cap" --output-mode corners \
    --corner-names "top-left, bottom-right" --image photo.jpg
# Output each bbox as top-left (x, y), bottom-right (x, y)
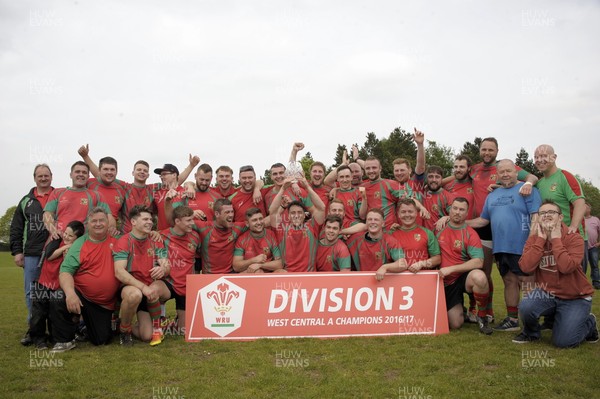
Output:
top-left (153, 164), bottom-right (179, 175)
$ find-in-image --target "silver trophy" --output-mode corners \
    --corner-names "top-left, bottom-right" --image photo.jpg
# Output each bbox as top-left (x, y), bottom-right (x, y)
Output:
top-left (285, 161), bottom-right (304, 183)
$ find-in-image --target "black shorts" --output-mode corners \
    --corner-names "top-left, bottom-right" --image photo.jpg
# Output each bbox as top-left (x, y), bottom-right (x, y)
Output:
top-left (474, 224), bottom-right (492, 241)
top-left (444, 273), bottom-right (469, 311)
top-left (117, 285), bottom-right (149, 313)
top-left (496, 253), bottom-right (529, 277)
top-left (165, 281), bottom-right (186, 311)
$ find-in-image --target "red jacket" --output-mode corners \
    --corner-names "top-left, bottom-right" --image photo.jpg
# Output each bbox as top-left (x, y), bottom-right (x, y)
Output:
top-left (519, 224), bottom-right (593, 300)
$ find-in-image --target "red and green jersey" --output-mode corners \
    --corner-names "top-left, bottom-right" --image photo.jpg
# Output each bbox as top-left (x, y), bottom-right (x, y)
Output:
top-left (38, 240), bottom-right (67, 290)
top-left (113, 233), bottom-right (167, 286)
top-left (334, 188), bottom-right (363, 223)
top-left (263, 186), bottom-right (314, 215)
top-left (44, 187), bottom-right (109, 231)
top-left (60, 234), bottom-right (120, 310)
top-left (160, 228), bottom-right (201, 296)
top-left (118, 180), bottom-right (156, 234)
top-left (470, 162), bottom-right (528, 217)
top-left (436, 223), bottom-right (483, 286)
top-left (422, 189), bottom-right (451, 231)
top-left (276, 218), bottom-right (320, 272)
top-left (536, 168), bottom-right (585, 236)
top-left (316, 239), bottom-right (351, 271)
top-left (361, 179), bottom-right (400, 230)
top-left (396, 174), bottom-right (426, 198)
top-left (211, 185), bottom-right (236, 199)
top-left (88, 178), bottom-right (126, 220)
top-left (444, 179), bottom-right (476, 219)
top-left (230, 188), bottom-right (267, 223)
top-left (173, 189), bottom-right (218, 222)
top-left (234, 229), bottom-right (281, 261)
top-left (390, 225), bottom-right (440, 266)
top-left (153, 186), bottom-right (185, 230)
top-left (193, 221), bottom-right (247, 274)
top-left (346, 233), bottom-right (405, 271)
top-left (311, 184), bottom-right (332, 210)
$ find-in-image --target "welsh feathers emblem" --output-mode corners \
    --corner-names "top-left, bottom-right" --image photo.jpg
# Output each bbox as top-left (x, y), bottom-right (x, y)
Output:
top-left (207, 282), bottom-right (239, 316)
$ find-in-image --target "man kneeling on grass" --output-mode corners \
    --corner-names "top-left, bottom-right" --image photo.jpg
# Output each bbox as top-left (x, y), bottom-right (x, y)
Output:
top-left (59, 208), bottom-right (120, 347)
top-left (513, 200), bottom-right (598, 347)
top-left (114, 205), bottom-right (171, 346)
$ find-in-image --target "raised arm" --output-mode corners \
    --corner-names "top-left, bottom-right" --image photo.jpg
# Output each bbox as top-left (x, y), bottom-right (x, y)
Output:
top-left (177, 154), bottom-right (200, 185)
top-left (78, 144), bottom-right (100, 178)
top-left (289, 142), bottom-right (304, 163)
top-left (298, 177), bottom-right (325, 225)
top-left (413, 128), bottom-right (426, 175)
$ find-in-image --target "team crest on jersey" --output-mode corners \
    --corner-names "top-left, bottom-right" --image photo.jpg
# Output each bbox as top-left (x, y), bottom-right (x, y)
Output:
top-left (347, 199), bottom-right (354, 206)
top-left (227, 234), bottom-right (234, 242)
top-left (454, 240), bottom-right (461, 248)
top-left (80, 198), bottom-right (88, 205)
top-left (490, 174), bottom-right (497, 181)
top-left (327, 255), bottom-right (333, 264)
top-left (414, 233), bottom-right (421, 242)
top-left (208, 202), bottom-right (214, 209)
top-left (263, 247), bottom-right (271, 256)
top-left (115, 196), bottom-right (122, 204)
top-left (375, 252), bottom-right (382, 260)
top-left (467, 188), bottom-right (474, 194)
top-left (374, 191), bottom-right (381, 199)
top-left (550, 183), bottom-right (557, 192)
top-left (147, 248), bottom-right (154, 256)
top-left (188, 243), bottom-right (197, 251)
top-left (431, 204), bottom-right (439, 213)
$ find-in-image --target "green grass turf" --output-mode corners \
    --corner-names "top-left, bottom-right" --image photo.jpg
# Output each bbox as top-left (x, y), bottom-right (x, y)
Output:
top-left (0, 251), bottom-right (598, 399)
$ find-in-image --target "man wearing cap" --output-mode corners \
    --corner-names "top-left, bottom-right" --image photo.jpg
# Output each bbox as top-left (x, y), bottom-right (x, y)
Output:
top-left (153, 162), bottom-right (192, 230)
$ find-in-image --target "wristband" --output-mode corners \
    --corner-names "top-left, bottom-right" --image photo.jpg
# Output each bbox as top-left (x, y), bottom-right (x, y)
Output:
top-left (523, 182), bottom-right (532, 186)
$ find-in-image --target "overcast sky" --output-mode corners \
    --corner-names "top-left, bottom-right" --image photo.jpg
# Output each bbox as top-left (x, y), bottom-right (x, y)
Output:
top-left (1, 0), bottom-right (598, 214)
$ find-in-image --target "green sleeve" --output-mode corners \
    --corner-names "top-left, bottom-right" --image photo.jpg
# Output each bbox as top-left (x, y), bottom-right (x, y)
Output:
top-left (59, 236), bottom-right (86, 275)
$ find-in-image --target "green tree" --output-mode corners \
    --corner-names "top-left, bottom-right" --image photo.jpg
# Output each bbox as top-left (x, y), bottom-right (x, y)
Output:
top-left (0, 206), bottom-right (16, 244)
top-left (299, 152), bottom-right (314, 178)
top-left (379, 127), bottom-right (416, 178)
top-left (359, 132), bottom-right (382, 160)
top-left (460, 137), bottom-right (482, 164)
top-left (425, 140), bottom-right (455, 177)
top-left (515, 148), bottom-right (541, 177)
top-left (261, 169), bottom-right (273, 186)
top-left (578, 176), bottom-right (600, 217)
top-left (333, 144), bottom-right (347, 167)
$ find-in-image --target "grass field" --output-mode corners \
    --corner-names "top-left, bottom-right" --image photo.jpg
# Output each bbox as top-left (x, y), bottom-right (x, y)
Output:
top-left (0, 251), bottom-right (598, 399)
